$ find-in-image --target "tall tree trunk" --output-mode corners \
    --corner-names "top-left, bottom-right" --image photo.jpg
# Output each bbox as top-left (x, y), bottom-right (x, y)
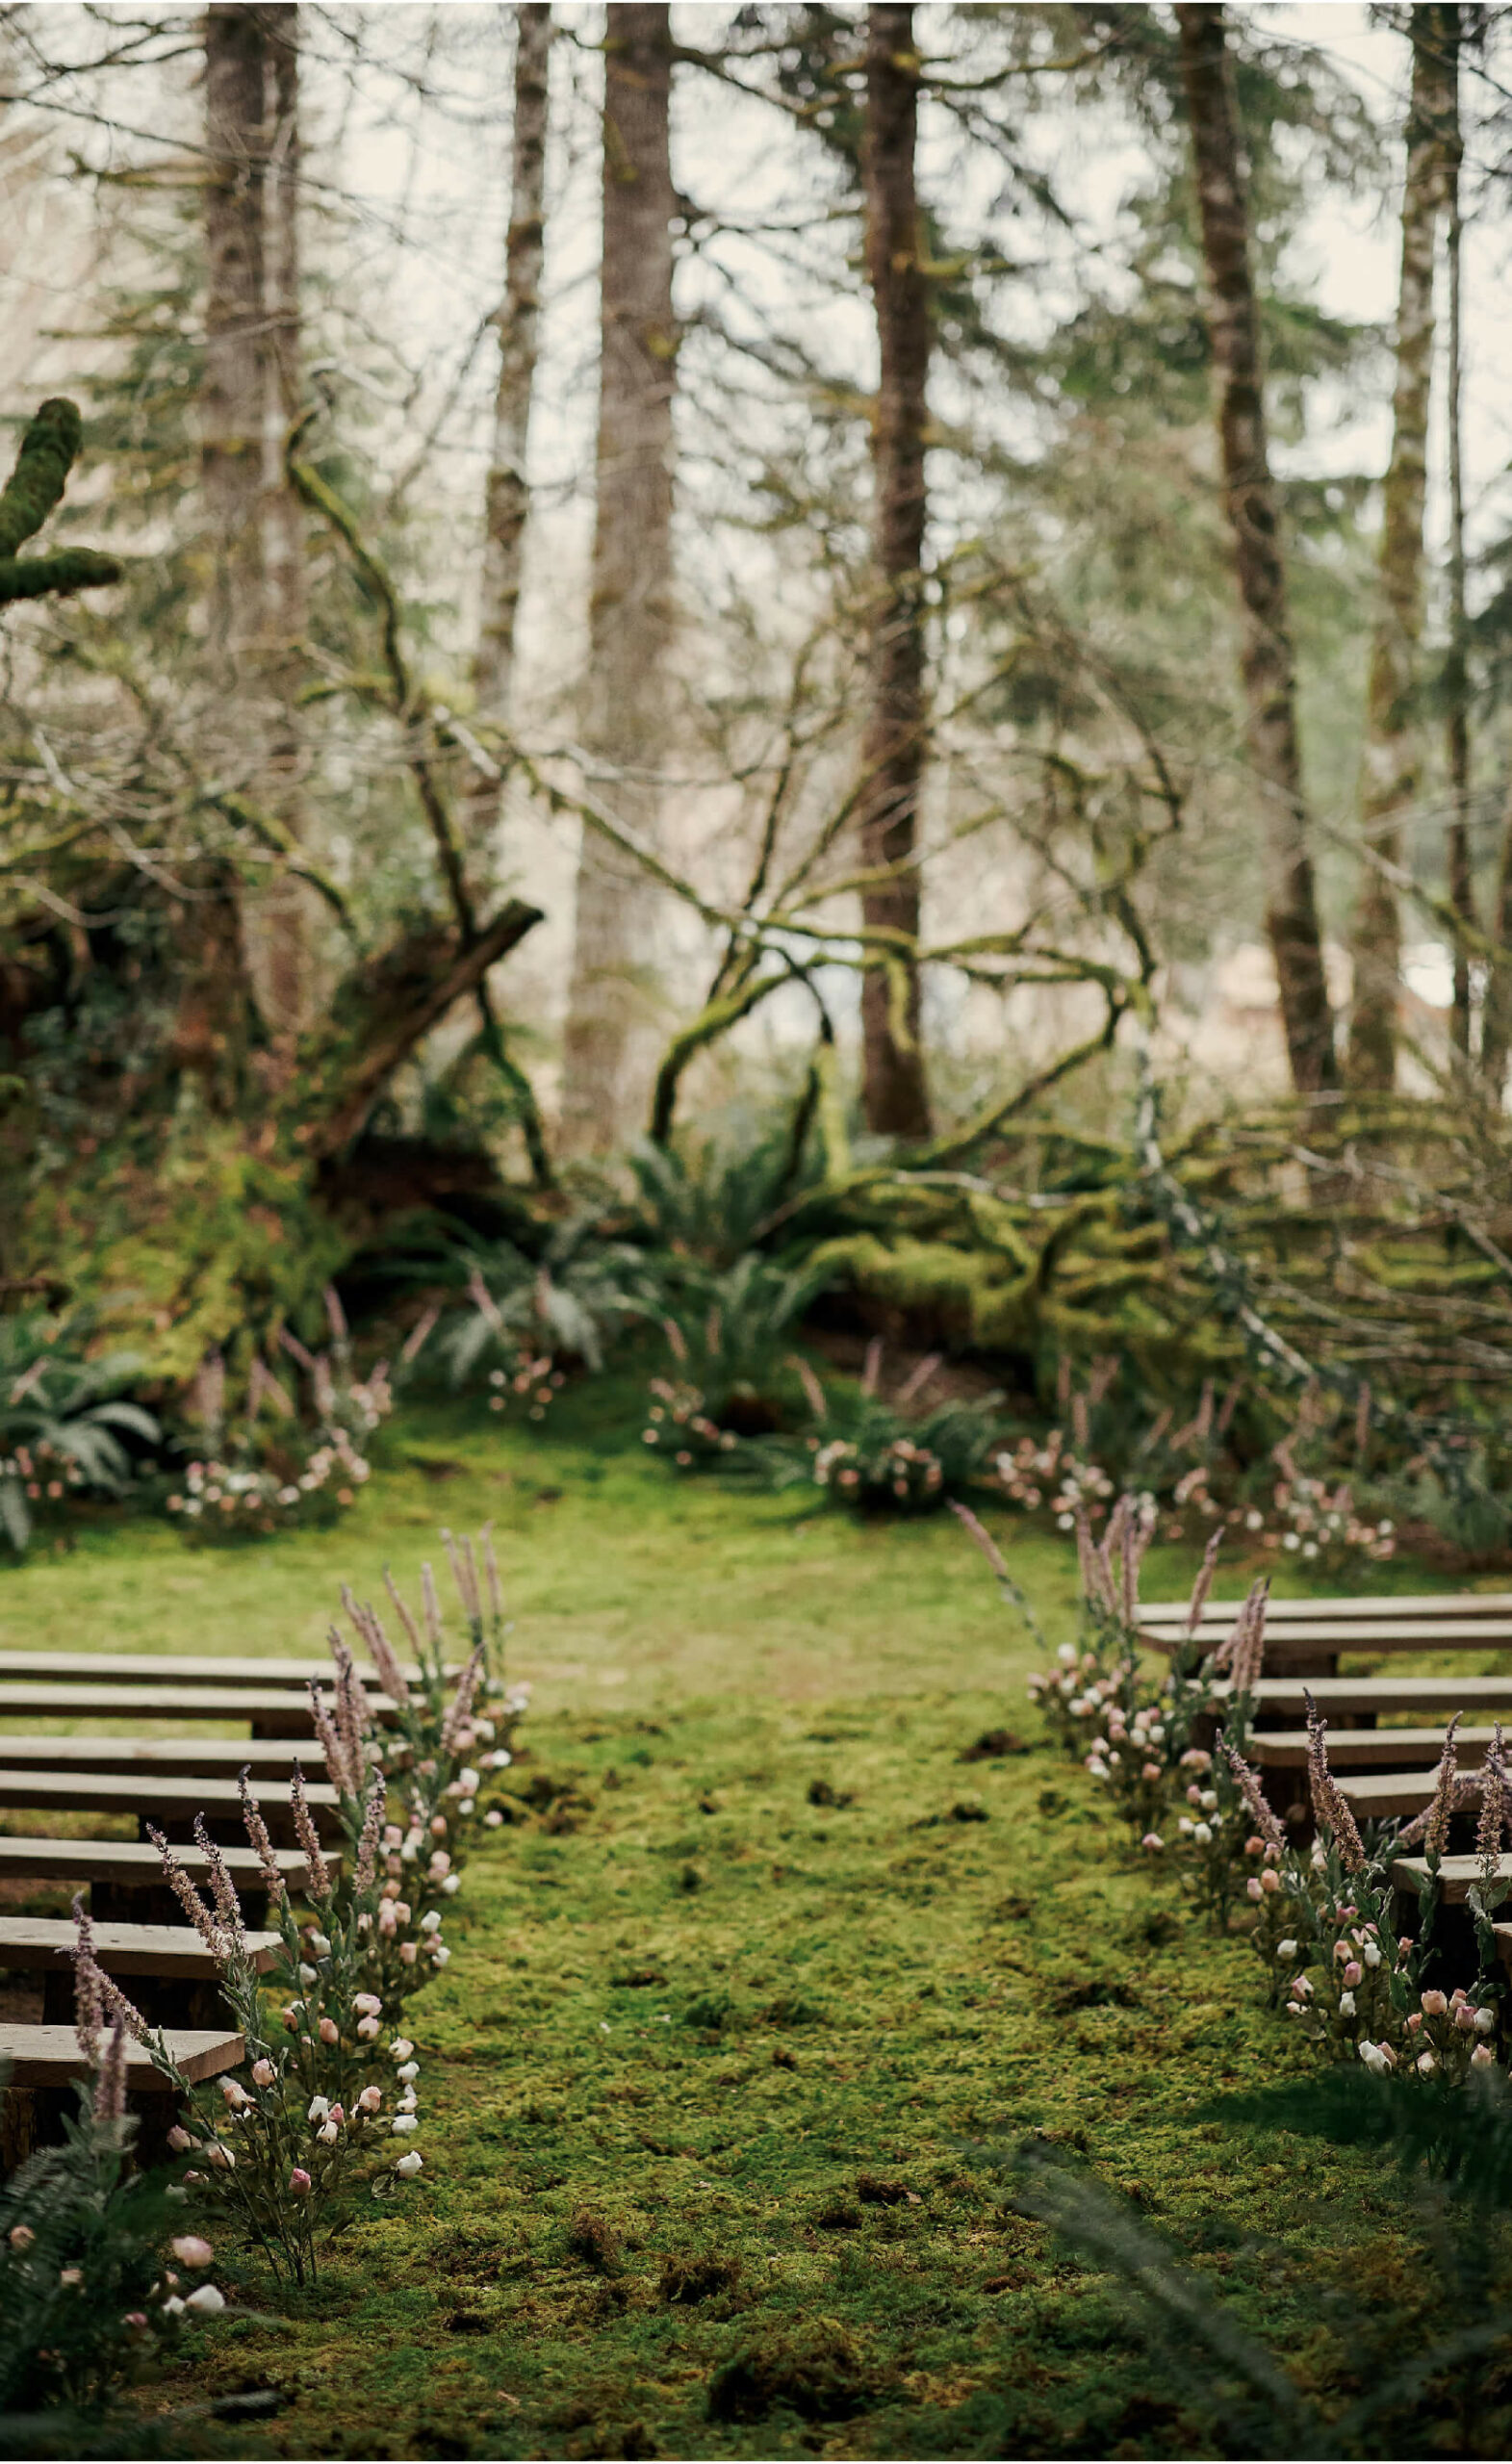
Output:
top-left (472, 1), bottom-right (552, 752)
top-left (1442, 9), bottom-right (1475, 1061)
top-left (856, 1), bottom-right (932, 1140)
top-left (201, 2), bottom-right (306, 1051)
top-left (1176, 3), bottom-right (1338, 1096)
top-left (458, 2), bottom-right (554, 1188)
top-left (558, 1), bottom-right (676, 1156)
top-left (1346, 10), bottom-right (1456, 1092)
top-left (259, 3), bottom-right (307, 1038)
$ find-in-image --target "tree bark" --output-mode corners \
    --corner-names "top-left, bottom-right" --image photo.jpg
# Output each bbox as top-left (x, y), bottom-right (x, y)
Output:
top-left (558, 1), bottom-right (676, 1156)
top-left (1442, 10), bottom-right (1475, 1061)
top-left (1176, 2), bottom-right (1337, 1097)
top-left (473, 1), bottom-right (552, 747)
top-left (856, 1), bottom-right (932, 1139)
top-left (1346, 10), bottom-right (1456, 1091)
top-left (201, 2), bottom-right (307, 1047)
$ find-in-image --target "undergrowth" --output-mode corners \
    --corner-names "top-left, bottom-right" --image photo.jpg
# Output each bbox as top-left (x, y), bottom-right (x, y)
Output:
top-left (0, 1395), bottom-right (1502, 2458)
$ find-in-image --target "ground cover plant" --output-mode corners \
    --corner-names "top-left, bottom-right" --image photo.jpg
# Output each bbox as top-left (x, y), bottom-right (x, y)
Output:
top-left (6, 1388), bottom-right (1512, 2457)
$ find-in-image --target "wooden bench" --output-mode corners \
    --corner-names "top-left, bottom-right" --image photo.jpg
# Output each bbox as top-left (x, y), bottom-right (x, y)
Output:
top-left (0, 1916), bottom-right (279, 2027)
top-left (1240, 1676), bottom-right (1512, 1718)
top-left (0, 1651), bottom-right (445, 1690)
top-left (0, 2022), bottom-right (243, 2172)
top-left (1337, 1770), bottom-right (1457, 1821)
top-left (0, 1769), bottom-right (342, 1843)
top-left (1391, 1852), bottom-right (1512, 1906)
top-left (0, 1651), bottom-right (365, 1689)
top-left (1141, 1592), bottom-right (1512, 1678)
top-left (1252, 1727), bottom-right (1499, 1772)
top-left (0, 1682), bottom-right (397, 1739)
top-left (0, 1734), bottom-right (383, 1782)
top-left (0, 1835), bottom-right (339, 1926)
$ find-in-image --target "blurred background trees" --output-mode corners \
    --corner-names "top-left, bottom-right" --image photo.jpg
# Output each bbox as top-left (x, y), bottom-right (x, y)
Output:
top-left (4, 0), bottom-right (1512, 1403)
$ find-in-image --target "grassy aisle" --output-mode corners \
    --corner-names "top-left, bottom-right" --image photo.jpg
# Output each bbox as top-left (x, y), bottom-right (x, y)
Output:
top-left (0, 1399), bottom-right (1482, 2458)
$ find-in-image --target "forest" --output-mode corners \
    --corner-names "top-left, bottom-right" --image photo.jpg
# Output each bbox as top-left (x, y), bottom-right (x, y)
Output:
top-left (8, 3), bottom-right (1512, 2459)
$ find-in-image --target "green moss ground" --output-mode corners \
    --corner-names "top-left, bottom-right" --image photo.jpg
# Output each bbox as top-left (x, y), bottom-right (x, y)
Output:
top-left (1, 1386), bottom-right (1499, 2458)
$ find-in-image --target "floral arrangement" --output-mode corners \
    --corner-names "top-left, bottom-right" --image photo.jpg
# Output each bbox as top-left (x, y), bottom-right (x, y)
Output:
top-left (987, 1362), bottom-right (1397, 1578)
top-left (164, 1290), bottom-right (392, 1543)
top-left (989, 1492), bottom-right (1512, 2095)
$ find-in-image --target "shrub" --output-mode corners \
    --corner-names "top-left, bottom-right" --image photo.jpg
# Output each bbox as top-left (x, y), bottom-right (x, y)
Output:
top-left (0, 1309), bottom-right (158, 1553)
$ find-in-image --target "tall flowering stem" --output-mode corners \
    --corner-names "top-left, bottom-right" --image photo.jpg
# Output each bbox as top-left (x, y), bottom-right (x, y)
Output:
top-left (1303, 1691), bottom-right (1367, 1877)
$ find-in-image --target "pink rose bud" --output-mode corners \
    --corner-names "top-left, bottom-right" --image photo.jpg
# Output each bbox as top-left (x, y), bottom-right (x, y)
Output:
top-left (357, 2015), bottom-right (380, 2039)
top-left (358, 2086), bottom-right (383, 2114)
top-left (282, 2006), bottom-right (299, 2031)
top-left (10, 2224), bottom-right (36, 2249)
top-left (1456, 2004), bottom-right (1477, 2033)
top-left (289, 2167), bottom-right (313, 2195)
top-left (1246, 1878), bottom-right (1264, 1903)
top-left (1334, 1941), bottom-right (1350, 1964)
top-left (1140, 1832), bottom-right (1164, 1851)
top-left (1343, 1962), bottom-right (1362, 1989)
top-left (1398, 1937), bottom-right (1415, 1959)
top-left (319, 2016), bottom-right (340, 2044)
top-left (399, 1940), bottom-right (418, 1964)
top-left (353, 1993), bottom-right (381, 2016)
top-left (1421, 1989), bottom-right (1448, 2016)
top-left (1186, 1784), bottom-right (1202, 1807)
top-left (1244, 1835), bottom-right (1264, 1858)
top-left (123, 2311), bottom-right (148, 2329)
top-left (430, 1816), bottom-right (448, 1838)
top-left (1264, 1842), bottom-right (1282, 1866)
top-left (170, 2237), bottom-right (214, 2269)
top-left (167, 2125), bottom-right (193, 2153)
top-left (251, 2059), bottom-right (275, 2088)
top-left (1141, 1762), bottom-right (1162, 1783)
top-left (1407, 2012), bottom-right (1423, 2032)
top-left (328, 2105), bottom-right (344, 2124)
top-left (1258, 1868), bottom-right (1279, 1894)
top-left (1472, 2042), bottom-right (1497, 2068)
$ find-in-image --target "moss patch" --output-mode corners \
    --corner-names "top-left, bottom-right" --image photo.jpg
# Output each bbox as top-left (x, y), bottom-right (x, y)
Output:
top-left (2, 1394), bottom-right (1494, 2456)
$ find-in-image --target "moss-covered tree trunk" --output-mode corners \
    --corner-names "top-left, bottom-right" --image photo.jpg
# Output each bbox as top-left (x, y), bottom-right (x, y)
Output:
top-left (559, 1), bottom-right (676, 1156)
top-left (1176, 2), bottom-right (1337, 1097)
top-left (857, 1), bottom-right (932, 1140)
top-left (1346, 11), bottom-right (1455, 1092)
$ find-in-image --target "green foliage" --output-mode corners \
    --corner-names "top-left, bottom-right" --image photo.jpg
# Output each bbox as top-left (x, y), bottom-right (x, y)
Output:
top-left (0, 2079), bottom-right (176, 2414)
top-left (0, 1310), bottom-right (158, 1553)
top-left (656, 1250), bottom-right (835, 1427)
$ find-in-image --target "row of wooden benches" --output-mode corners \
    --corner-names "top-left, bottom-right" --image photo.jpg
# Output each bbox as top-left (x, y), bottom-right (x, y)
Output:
top-left (1137, 1587), bottom-right (1512, 1918)
top-left (0, 1647), bottom-right (404, 2160)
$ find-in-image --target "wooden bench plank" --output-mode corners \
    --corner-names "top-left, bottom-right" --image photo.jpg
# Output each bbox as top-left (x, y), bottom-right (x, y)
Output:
top-left (0, 2023), bottom-right (243, 2088)
top-left (0, 1651), bottom-right (442, 1690)
top-left (0, 1652), bottom-right (378, 1690)
top-left (0, 1918), bottom-right (279, 1978)
top-left (1392, 1854), bottom-right (1512, 1905)
top-left (1337, 1770), bottom-right (1457, 1818)
top-left (0, 1837), bottom-right (329, 1890)
top-left (0, 1735), bottom-right (370, 1782)
top-left (1243, 1677), bottom-right (1512, 1715)
top-left (1141, 1594), bottom-right (1512, 1626)
top-left (1252, 1727), bottom-right (1499, 1770)
top-left (0, 1683), bottom-right (397, 1734)
top-left (0, 1770), bottom-right (342, 1838)
top-left (1143, 1620), bottom-right (1512, 1655)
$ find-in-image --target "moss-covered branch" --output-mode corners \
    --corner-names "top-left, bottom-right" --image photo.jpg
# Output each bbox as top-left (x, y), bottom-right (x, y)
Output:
top-left (0, 399), bottom-right (121, 606)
